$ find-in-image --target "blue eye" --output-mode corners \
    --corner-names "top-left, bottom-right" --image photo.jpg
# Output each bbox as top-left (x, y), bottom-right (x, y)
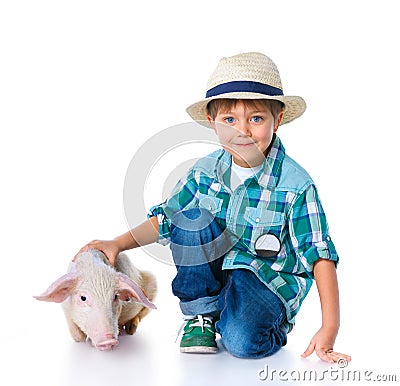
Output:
top-left (251, 116), bottom-right (262, 123)
top-left (224, 117), bottom-right (235, 124)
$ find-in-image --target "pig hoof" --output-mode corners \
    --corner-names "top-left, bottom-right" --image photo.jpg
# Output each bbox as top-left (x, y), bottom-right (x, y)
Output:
top-left (124, 319), bottom-right (138, 335)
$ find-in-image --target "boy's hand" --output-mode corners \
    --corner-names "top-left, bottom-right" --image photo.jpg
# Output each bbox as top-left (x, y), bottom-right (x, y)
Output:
top-left (302, 326), bottom-right (351, 364)
top-left (74, 240), bottom-right (120, 266)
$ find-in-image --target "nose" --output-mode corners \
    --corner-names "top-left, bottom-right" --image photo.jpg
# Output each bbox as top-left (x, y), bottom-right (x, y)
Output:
top-left (95, 334), bottom-right (119, 351)
top-left (236, 120), bottom-right (252, 136)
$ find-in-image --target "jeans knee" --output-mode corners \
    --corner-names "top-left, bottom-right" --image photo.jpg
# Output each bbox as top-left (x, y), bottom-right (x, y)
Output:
top-left (171, 208), bottom-right (215, 234)
top-left (220, 330), bottom-right (259, 359)
top-left (219, 324), bottom-right (284, 359)
top-left (170, 209), bottom-right (215, 250)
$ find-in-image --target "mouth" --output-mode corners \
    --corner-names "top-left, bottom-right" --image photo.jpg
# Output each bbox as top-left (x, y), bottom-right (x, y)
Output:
top-left (234, 142), bottom-right (254, 147)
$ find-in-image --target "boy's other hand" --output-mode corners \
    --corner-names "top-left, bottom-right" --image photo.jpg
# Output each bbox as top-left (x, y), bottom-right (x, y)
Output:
top-left (74, 240), bottom-right (120, 266)
top-left (301, 326), bottom-right (352, 364)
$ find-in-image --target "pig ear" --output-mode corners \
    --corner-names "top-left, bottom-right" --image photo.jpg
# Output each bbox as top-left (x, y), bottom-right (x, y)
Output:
top-left (117, 273), bottom-right (156, 309)
top-left (33, 272), bottom-right (79, 303)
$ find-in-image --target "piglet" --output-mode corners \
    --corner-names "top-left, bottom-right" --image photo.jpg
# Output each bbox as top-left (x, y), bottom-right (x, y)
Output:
top-left (34, 249), bottom-right (157, 351)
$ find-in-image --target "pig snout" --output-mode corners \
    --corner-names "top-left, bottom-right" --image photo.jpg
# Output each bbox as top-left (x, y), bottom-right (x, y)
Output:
top-left (95, 334), bottom-right (119, 351)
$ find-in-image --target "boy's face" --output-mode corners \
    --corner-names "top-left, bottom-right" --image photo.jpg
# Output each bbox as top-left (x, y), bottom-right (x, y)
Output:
top-left (208, 100), bottom-right (284, 168)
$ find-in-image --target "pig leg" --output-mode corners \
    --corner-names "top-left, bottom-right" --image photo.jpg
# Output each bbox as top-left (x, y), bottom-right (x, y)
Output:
top-left (123, 307), bottom-right (150, 335)
top-left (123, 316), bottom-right (139, 335)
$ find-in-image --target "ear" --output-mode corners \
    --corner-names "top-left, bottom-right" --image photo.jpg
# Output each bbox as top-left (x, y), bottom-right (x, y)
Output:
top-left (274, 110), bottom-right (285, 132)
top-left (117, 273), bottom-right (156, 309)
top-left (33, 272), bottom-right (79, 303)
top-left (207, 114), bottom-right (217, 133)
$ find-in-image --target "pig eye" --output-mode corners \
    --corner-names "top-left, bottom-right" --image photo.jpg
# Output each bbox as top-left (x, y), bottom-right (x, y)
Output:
top-left (114, 294), bottom-right (119, 301)
top-left (80, 296), bottom-right (87, 301)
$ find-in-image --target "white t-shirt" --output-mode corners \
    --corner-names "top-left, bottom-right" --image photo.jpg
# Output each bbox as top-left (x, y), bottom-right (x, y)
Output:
top-left (230, 161), bottom-right (263, 191)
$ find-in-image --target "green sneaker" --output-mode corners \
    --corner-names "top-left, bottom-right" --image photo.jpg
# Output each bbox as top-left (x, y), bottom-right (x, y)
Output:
top-left (179, 315), bottom-right (218, 354)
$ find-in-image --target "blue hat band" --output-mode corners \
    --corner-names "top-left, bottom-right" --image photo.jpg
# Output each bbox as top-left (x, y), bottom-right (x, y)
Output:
top-left (206, 80), bottom-right (283, 98)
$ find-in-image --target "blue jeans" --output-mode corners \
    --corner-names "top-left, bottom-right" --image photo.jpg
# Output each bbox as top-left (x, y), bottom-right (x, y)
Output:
top-left (170, 208), bottom-right (288, 359)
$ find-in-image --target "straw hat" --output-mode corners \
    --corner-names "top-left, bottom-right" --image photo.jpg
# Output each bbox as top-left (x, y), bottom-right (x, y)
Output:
top-left (186, 52), bottom-right (306, 127)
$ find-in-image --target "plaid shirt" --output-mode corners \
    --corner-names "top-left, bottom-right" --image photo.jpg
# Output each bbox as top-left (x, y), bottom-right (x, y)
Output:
top-left (148, 135), bottom-right (338, 324)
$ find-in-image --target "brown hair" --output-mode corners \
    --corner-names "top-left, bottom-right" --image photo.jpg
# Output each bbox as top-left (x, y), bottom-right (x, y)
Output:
top-left (207, 99), bottom-right (284, 125)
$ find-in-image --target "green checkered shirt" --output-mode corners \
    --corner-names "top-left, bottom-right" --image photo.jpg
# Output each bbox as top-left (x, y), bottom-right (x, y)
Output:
top-left (148, 135), bottom-right (338, 324)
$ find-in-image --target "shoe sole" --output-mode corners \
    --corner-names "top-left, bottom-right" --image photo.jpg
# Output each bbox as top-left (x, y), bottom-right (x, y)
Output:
top-left (180, 346), bottom-right (218, 354)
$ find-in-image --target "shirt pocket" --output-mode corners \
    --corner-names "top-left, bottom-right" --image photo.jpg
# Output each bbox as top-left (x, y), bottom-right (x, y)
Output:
top-left (244, 207), bottom-right (284, 226)
top-left (198, 193), bottom-right (223, 216)
top-left (244, 207), bottom-right (285, 254)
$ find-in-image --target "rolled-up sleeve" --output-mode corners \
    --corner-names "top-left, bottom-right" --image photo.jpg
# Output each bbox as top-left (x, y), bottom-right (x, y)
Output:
top-left (147, 168), bottom-right (199, 245)
top-left (288, 184), bottom-right (339, 275)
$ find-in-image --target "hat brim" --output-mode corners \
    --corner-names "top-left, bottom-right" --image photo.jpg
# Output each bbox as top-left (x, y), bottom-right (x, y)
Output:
top-left (186, 92), bottom-right (306, 128)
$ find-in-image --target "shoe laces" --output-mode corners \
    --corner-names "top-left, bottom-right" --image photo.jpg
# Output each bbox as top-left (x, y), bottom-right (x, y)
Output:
top-left (189, 315), bottom-right (213, 332)
top-left (175, 315), bottom-right (214, 342)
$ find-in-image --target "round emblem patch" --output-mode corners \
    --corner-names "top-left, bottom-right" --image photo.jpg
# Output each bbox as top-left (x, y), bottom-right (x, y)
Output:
top-left (255, 233), bottom-right (281, 258)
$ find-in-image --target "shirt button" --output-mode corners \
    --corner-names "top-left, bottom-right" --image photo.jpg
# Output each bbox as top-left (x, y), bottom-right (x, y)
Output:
top-left (326, 236), bottom-right (331, 241)
top-left (255, 218), bottom-right (260, 223)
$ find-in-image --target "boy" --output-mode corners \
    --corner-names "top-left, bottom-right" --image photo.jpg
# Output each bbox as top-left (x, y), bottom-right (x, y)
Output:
top-left (78, 52), bottom-right (351, 362)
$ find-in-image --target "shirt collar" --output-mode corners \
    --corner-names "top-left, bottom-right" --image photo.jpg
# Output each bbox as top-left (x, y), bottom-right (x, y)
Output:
top-left (216, 134), bottom-right (286, 190)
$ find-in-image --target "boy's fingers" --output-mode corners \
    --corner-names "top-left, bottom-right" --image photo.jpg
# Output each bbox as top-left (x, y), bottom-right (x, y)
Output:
top-left (72, 248), bottom-right (85, 262)
top-left (86, 240), bottom-right (99, 249)
top-left (301, 342), bottom-right (315, 358)
top-left (331, 352), bottom-right (352, 363)
top-left (72, 241), bottom-right (98, 261)
top-left (108, 256), bottom-right (116, 267)
top-left (316, 348), bottom-right (335, 363)
top-left (72, 240), bottom-right (118, 266)
top-left (72, 247), bottom-right (87, 261)
top-left (342, 354), bottom-right (352, 362)
top-left (315, 349), bottom-right (352, 364)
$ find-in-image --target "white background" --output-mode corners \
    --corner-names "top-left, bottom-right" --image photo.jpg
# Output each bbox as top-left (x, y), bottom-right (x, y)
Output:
top-left (1, 1), bottom-right (399, 385)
